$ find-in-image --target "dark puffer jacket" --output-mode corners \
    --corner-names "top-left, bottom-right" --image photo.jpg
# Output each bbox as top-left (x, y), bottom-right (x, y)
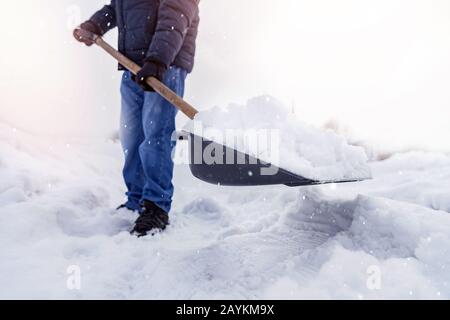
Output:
top-left (90, 0), bottom-right (200, 73)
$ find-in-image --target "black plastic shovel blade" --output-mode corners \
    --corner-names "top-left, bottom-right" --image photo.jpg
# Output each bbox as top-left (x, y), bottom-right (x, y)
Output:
top-left (187, 133), bottom-right (361, 187)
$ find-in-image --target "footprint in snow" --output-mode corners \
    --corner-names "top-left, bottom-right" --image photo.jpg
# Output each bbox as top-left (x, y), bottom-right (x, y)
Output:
top-left (182, 198), bottom-right (224, 221)
top-left (56, 207), bottom-right (135, 238)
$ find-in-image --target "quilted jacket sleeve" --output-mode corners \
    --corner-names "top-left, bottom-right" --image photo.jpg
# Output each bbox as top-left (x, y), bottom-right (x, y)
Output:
top-left (146, 0), bottom-right (199, 68)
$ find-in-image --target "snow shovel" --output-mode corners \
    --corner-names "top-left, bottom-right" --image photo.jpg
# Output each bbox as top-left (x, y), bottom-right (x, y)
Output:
top-left (77, 29), bottom-right (365, 187)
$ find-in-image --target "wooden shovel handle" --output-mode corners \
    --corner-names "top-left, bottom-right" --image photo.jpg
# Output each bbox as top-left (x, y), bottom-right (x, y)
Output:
top-left (94, 36), bottom-right (199, 120)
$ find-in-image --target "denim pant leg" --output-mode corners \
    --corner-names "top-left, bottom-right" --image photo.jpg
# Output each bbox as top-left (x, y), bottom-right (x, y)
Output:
top-left (139, 67), bottom-right (187, 213)
top-left (120, 71), bottom-right (146, 211)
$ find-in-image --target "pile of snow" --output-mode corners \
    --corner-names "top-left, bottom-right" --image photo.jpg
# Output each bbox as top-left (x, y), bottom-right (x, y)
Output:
top-left (327, 151), bottom-right (450, 213)
top-left (185, 96), bottom-right (372, 181)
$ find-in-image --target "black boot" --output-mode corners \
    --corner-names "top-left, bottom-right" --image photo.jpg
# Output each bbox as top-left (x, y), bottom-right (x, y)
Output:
top-left (116, 203), bottom-right (138, 213)
top-left (116, 204), bottom-right (130, 211)
top-left (131, 201), bottom-right (169, 237)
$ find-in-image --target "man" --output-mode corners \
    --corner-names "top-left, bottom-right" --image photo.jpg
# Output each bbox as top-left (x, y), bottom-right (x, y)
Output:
top-left (74, 0), bottom-right (200, 237)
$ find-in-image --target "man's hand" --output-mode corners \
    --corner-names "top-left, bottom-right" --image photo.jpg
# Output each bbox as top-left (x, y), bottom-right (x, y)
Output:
top-left (135, 61), bottom-right (167, 92)
top-left (73, 21), bottom-right (101, 46)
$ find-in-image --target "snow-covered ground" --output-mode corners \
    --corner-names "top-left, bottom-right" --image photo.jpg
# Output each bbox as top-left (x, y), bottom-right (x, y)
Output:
top-left (0, 122), bottom-right (449, 300)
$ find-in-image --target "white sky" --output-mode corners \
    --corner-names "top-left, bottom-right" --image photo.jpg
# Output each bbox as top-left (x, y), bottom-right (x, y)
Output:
top-left (0, 0), bottom-right (449, 152)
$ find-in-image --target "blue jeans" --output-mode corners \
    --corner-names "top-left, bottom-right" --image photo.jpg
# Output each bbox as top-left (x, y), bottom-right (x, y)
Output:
top-left (120, 67), bottom-right (187, 213)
